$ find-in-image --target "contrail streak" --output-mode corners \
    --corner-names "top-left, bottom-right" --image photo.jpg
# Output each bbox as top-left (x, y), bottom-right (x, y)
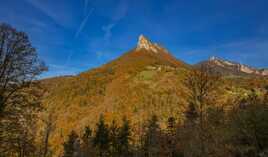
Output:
top-left (75, 8), bottom-right (94, 39)
top-left (65, 6), bottom-right (94, 69)
top-left (84, 0), bottom-right (89, 15)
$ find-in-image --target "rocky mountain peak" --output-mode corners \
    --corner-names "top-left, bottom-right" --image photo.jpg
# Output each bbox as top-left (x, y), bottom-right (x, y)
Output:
top-left (209, 56), bottom-right (235, 65)
top-left (205, 56), bottom-right (268, 76)
top-left (137, 34), bottom-right (152, 49)
top-left (136, 34), bottom-right (168, 54)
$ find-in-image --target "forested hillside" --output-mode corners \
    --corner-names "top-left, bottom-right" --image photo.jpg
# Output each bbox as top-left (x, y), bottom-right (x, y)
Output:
top-left (0, 23), bottom-right (268, 157)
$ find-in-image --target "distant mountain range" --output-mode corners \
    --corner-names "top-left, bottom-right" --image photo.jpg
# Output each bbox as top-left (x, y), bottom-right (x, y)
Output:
top-left (196, 56), bottom-right (268, 77)
top-left (41, 35), bottom-right (267, 156)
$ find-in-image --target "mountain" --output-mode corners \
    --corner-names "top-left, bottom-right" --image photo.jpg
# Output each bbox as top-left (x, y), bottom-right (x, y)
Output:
top-left (195, 56), bottom-right (268, 77)
top-left (95, 35), bottom-right (189, 75)
top-left (41, 35), bottom-right (191, 154)
top-left (41, 35), bottom-right (267, 155)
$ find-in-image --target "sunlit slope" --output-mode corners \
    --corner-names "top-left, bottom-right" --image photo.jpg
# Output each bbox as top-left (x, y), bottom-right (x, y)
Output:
top-left (40, 36), bottom-right (268, 155)
top-left (41, 36), bottom-right (191, 154)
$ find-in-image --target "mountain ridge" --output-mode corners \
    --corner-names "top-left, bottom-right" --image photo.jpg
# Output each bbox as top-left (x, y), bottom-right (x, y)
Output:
top-left (195, 56), bottom-right (268, 77)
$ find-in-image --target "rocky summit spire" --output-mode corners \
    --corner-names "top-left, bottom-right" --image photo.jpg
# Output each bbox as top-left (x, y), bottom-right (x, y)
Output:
top-left (136, 34), bottom-right (168, 54)
top-left (137, 34), bottom-right (153, 50)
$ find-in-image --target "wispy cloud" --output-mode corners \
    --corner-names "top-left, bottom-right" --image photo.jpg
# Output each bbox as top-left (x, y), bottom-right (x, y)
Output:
top-left (24, 0), bottom-right (76, 28)
top-left (75, 8), bottom-right (94, 39)
top-left (102, 23), bottom-right (116, 43)
top-left (100, 0), bottom-right (129, 45)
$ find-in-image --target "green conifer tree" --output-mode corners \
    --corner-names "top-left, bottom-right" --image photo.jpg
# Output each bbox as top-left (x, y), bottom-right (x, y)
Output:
top-left (142, 115), bottom-right (161, 157)
top-left (93, 115), bottom-right (110, 157)
top-left (109, 120), bottom-right (119, 157)
top-left (81, 126), bottom-right (95, 157)
top-left (118, 117), bottom-right (131, 157)
top-left (63, 131), bottom-right (79, 157)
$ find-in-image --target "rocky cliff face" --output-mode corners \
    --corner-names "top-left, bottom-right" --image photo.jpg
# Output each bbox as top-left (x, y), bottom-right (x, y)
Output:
top-left (197, 56), bottom-right (268, 76)
top-left (136, 35), bottom-right (169, 54)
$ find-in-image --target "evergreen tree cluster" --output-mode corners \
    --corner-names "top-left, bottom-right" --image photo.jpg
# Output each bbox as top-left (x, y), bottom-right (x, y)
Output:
top-left (62, 116), bottom-right (132, 157)
top-left (62, 91), bottom-right (268, 157)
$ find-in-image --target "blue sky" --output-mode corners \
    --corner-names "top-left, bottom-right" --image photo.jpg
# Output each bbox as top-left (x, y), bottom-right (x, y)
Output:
top-left (1, 0), bottom-right (268, 77)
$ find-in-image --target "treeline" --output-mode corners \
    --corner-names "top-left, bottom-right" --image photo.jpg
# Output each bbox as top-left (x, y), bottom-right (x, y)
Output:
top-left (61, 90), bottom-right (268, 157)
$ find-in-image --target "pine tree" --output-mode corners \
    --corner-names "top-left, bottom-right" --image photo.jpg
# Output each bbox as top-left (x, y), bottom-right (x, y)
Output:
top-left (109, 120), bottom-right (119, 157)
top-left (142, 115), bottom-right (161, 157)
top-left (63, 130), bottom-right (80, 157)
top-left (118, 117), bottom-right (131, 157)
top-left (83, 126), bottom-right (92, 140)
top-left (166, 117), bottom-right (177, 157)
top-left (81, 126), bottom-right (95, 157)
top-left (93, 115), bottom-right (110, 157)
